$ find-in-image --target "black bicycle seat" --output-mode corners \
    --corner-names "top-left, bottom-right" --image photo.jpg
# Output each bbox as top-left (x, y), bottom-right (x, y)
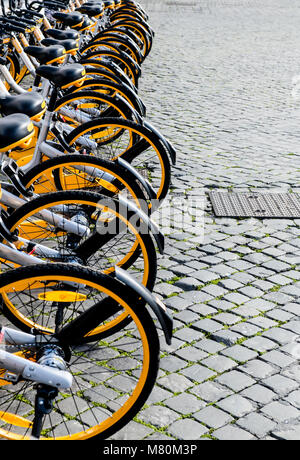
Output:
top-left (0, 93), bottom-right (46, 121)
top-left (36, 64), bottom-right (86, 89)
top-left (76, 5), bottom-right (104, 18)
top-left (52, 11), bottom-right (84, 28)
top-left (25, 45), bottom-right (66, 65)
top-left (41, 38), bottom-right (78, 54)
top-left (44, 28), bottom-right (80, 42)
top-left (72, 16), bottom-right (94, 32)
top-left (103, 0), bottom-right (115, 9)
top-left (0, 113), bottom-right (34, 152)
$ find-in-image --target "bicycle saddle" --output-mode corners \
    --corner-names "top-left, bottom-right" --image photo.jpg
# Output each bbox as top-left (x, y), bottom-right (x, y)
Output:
top-left (72, 16), bottom-right (94, 32)
top-left (41, 38), bottom-right (78, 55)
top-left (103, 0), bottom-right (115, 9)
top-left (24, 45), bottom-right (66, 65)
top-left (0, 113), bottom-right (34, 152)
top-left (76, 5), bottom-right (104, 18)
top-left (0, 93), bottom-right (46, 121)
top-left (52, 12), bottom-right (84, 28)
top-left (44, 28), bottom-right (80, 42)
top-left (36, 64), bottom-right (86, 89)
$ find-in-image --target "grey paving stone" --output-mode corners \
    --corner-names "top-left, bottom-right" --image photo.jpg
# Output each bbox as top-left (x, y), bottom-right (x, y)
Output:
top-left (236, 413), bottom-right (277, 438)
top-left (238, 286), bottom-right (264, 299)
top-left (241, 384), bottom-right (277, 405)
top-left (201, 355), bottom-right (237, 373)
top-left (262, 374), bottom-right (299, 396)
top-left (243, 298), bottom-right (275, 312)
top-left (266, 309), bottom-right (294, 322)
top-left (147, 386), bottom-right (173, 405)
top-left (260, 350), bottom-right (296, 368)
top-left (192, 318), bottom-right (223, 334)
top-left (248, 316), bottom-right (278, 329)
top-left (272, 425), bottom-right (300, 441)
top-left (221, 345), bottom-right (259, 363)
top-left (282, 320), bottom-right (300, 335)
top-left (285, 389), bottom-right (300, 409)
top-left (240, 359), bottom-right (277, 379)
top-left (211, 329), bottom-right (243, 346)
top-left (262, 260), bottom-right (291, 273)
top-left (201, 284), bottom-right (228, 297)
top-left (194, 405), bottom-right (233, 429)
top-left (195, 338), bottom-right (226, 354)
top-left (232, 305), bottom-right (261, 318)
top-left (179, 290), bottom-right (214, 304)
top-left (282, 302), bottom-right (300, 316)
top-left (174, 277), bottom-right (201, 291)
top-left (263, 292), bottom-right (294, 305)
top-left (226, 260), bottom-right (254, 271)
top-left (213, 312), bottom-right (240, 326)
top-left (158, 373), bottom-right (193, 393)
top-left (180, 364), bottom-right (216, 383)
top-left (164, 393), bottom-right (205, 415)
top-left (243, 336), bottom-right (278, 352)
top-left (138, 405), bottom-right (179, 428)
top-left (157, 269), bottom-right (178, 282)
top-left (110, 421), bottom-right (153, 440)
top-left (212, 265), bottom-right (237, 277)
top-left (281, 364), bottom-right (300, 383)
top-left (252, 279), bottom-right (276, 291)
top-left (231, 322), bottom-right (262, 337)
top-left (189, 270), bottom-right (220, 283)
top-left (261, 327), bottom-right (299, 345)
top-left (188, 303), bottom-right (217, 316)
top-left (168, 419), bottom-right (209, 440)
top-left (190, 381), bottom-right (233, 403)
top-left (208, 299), bottom-right (236, 311)
top-left (174, 309), bottom-right (199, 324)
top-left (213, 425), bottom-right (256, 440)
top-left (154, 283), bottom-right (183, 297)
top-left (146, 432), bottom-right (176, 440)
top-left (217, 395), bottom-right (256, 418)
top-left (164, 296), bottom-right (194, 311)
top-left (174, 327), bottom-right (205, 343)
top-left (171, 265), bottom-right (196, 277)
top-left (261, 401), bottom-right (300, 423)
top-left (231, 272), bottom-right (256, 284)
top-left (223, 292), bottom-right (250, 305)
top-left (174, 346), bottom-right (208, 362)
top-left (215, 370), bottom-right (256, 392)
top-left (218, 279), bottom-right (244, 290)
top-left (159, 355), bottom-right (188, 372)
top-left (267, 274), bottom-right (293, 286)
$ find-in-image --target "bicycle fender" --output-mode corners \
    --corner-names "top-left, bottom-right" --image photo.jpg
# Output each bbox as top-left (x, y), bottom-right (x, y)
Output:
top-left (115, 266), bottom-right (173, 345)
top-left (118, 194), bottom-right (164, 253)
top-left (116, 156), bottom-right (156, 200)
top-left (142, 120), bottom-right (176, 165)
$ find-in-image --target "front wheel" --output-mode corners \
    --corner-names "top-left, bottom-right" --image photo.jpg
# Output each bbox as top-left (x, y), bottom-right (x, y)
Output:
top-left (66, 117), bottom-right (172, 205)
top-left (0, 263), bottom-right (160, 440)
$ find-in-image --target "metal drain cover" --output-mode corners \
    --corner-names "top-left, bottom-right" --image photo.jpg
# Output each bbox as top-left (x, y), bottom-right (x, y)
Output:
top-left (209, 191), bottom-right (300, 218)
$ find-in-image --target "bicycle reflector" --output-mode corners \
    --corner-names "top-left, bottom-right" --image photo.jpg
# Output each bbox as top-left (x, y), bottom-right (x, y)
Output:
top-left (38, 291), bottom-right (87, 302)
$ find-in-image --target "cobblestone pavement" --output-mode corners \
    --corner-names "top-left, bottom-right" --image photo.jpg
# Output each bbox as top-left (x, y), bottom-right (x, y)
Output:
top-left (109, 0), bottom-right (300, 440)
